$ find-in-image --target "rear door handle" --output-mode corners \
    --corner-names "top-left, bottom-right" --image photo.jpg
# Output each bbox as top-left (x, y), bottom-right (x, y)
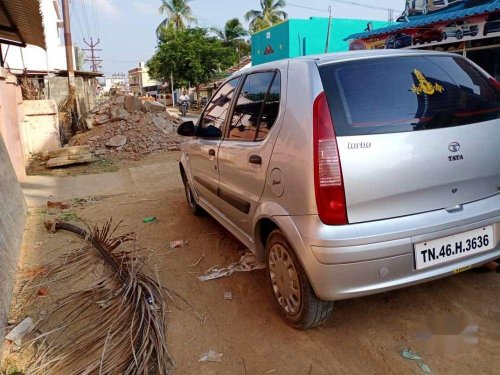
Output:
top-left (208, 149), bottom-right (216, 157)
top-left (249, 155), bottom-right (262, 165)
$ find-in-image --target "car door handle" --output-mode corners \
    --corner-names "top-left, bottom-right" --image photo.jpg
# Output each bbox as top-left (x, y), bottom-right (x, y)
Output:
top-left (249, 155), bottom-right (262, 165)
top-left (208, 149), bottom-right (216, 157)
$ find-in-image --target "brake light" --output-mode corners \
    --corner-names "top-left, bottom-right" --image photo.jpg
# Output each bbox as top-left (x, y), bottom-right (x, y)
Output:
top-left (313, 92), bottom-right (348, 225)
top-left (489, 77), bottom-right (500, 92)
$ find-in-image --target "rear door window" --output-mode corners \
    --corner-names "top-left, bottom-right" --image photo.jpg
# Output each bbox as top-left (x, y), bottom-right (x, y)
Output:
top-left (319, 55), bottom-right (500, 136)
top-left (228, 71), bottom-right (280, 141)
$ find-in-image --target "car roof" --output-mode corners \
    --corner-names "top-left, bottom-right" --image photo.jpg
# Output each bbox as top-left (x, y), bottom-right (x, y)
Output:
top-left (234, 50), bottom-right (458, 75)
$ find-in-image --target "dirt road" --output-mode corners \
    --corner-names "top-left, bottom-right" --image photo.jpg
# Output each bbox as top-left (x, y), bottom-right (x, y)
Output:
top-left (6, 151), bottom-right (500, 374)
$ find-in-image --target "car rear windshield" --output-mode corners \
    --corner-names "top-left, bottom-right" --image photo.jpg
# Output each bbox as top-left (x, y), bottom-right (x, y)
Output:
top-left (318, 55), bottom-right (500, 136)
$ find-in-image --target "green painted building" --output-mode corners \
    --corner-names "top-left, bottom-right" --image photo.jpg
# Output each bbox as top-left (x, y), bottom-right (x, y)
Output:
top-left (251, 17), bottom-right (388, 66)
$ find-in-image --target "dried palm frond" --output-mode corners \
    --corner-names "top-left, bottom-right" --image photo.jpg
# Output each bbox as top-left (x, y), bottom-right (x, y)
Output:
top-left (26, 219), bottom-right (176, 374)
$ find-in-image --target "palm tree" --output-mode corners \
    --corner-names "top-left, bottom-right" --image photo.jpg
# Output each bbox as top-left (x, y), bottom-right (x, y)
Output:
top-left (156, 0), bottom-right (196, 34)
top-left (212, 18), bottom-right (248, 46)
top-left (244, 0), bottom-right (288, 33)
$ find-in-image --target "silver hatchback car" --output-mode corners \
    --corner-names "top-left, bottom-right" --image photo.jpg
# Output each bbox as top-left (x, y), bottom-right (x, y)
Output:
top-left (177, 50), bottom-right (500, 329)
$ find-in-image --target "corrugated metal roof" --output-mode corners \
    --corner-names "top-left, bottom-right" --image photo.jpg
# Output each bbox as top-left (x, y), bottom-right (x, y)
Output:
top-left (344, 0), bottom-right (500, 41)
top-left (0, 0), bottom-right (45, 48)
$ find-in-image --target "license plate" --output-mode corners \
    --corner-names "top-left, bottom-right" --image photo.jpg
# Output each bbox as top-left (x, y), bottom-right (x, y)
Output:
top-left (414, 226), bottom-right (494, 270)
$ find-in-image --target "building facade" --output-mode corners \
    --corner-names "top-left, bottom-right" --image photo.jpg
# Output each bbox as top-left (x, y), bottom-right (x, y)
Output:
top-left (1, 0), bottom-right (71, 73)
top-left (128, 62), bottom-right (159, 95)
top-left (345, 0), bottom-right (500, 79)
top-left (251, 17), bottom-right (389, 66)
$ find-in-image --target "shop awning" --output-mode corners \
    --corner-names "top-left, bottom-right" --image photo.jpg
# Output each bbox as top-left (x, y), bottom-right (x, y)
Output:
top-left (344, 0), bottom-right (500, 41)
top-left (0, 0), bottom-right (45, 48)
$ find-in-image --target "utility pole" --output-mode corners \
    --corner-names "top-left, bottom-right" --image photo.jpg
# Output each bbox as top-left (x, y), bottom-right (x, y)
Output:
top-left (61, 0), bottom-right (76, 90)
top-left (83, 38), bottom-right (102, 72)
top-left (325, 6), bottom-right (332, 53)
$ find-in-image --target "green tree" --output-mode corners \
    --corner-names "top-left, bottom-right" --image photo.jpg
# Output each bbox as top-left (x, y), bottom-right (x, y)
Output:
top-left (244, 0), bottom-right (288, 33)
top-left (212, 18), bottom-right (248, 46)
top-left (147, 27), bottom-right (238, 97)
top-left (212, 18), bottom-right (249, 61)
top-left (157, 0), bottom-right (195, 34)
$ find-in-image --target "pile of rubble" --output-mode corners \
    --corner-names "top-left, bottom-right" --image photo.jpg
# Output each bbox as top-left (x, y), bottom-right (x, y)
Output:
top-left (68, 95), bottom-right (184, 160)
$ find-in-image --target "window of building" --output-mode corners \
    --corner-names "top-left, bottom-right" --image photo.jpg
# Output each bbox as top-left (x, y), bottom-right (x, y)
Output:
top-left (228, 71), bottom-right (281, 141)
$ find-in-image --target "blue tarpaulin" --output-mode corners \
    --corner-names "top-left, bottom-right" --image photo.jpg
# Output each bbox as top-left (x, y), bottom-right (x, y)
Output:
top-left (344, 0), bottom-right (500, 41)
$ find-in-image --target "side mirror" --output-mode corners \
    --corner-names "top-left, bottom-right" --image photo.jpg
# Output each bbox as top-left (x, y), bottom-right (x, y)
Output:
top-left (177, 121), bottom-right (195, 136)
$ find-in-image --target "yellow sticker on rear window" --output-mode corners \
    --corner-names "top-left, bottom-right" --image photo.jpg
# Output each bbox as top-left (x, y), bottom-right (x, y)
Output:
top-left (411, 69), bottom-right (444, 96)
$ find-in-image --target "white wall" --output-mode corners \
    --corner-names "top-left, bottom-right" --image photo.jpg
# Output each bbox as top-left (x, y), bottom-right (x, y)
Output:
top-left (2, 0), bottom-right (71, 72)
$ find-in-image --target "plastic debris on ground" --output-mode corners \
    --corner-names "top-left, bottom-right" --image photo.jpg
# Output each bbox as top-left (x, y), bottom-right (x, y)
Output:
top-left (5, 317), bottom-right (34, 345)
top-left (198, 251), bottom-right (265, 281)
top-left (400, 348), bottom-right (431, 374)
top-left (142, 216), bottom-right (158, 223)
top-left (198, 350), bottom-right (223, 362)
top-left (224, 292), bottom-right (233, 301)
top-left (170, 239), bottom-right (188, 248)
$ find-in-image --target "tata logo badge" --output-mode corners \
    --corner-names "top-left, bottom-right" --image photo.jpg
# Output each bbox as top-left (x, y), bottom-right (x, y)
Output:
top-left (448, 142), bottom-right (460, 153)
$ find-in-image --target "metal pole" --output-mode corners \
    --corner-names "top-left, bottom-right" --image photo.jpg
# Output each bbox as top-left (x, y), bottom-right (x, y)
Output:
top-left (170, 73), bottom-right (175, 108)
top-left (325, 6), bottom-right (332, 53)
top-left (61, 0), bottom-right (76, 90)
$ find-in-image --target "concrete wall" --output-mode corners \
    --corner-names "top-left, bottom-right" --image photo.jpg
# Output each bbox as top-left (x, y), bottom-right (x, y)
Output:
top-left (0, 133), bottom-right (27, 347)
top-left (0, 68), bottom-right (26, 181)
top-left (19, 100), bottom-right (61, 156)
top-left (48, 76), bottom-right (98, 116)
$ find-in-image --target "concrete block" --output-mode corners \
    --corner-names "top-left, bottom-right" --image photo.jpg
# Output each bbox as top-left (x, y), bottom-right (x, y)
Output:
top-left (124, 96), bottom-right (142, 113)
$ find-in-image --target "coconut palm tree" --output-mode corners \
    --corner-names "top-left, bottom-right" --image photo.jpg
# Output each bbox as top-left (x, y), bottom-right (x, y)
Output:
top-left (156, 0), bottom-right (196, 34)
top-left (244, 0), bottom-right (288, 33)
top-left (212, 18), bottom-right (248, 46)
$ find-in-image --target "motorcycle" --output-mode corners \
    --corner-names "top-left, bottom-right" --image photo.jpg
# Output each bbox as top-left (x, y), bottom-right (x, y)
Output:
top-left (179, 100), bottom-right (189, 116)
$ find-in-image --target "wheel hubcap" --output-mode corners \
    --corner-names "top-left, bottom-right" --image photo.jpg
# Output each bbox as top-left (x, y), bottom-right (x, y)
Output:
top-left (268, 243), bottom-right (301, 315)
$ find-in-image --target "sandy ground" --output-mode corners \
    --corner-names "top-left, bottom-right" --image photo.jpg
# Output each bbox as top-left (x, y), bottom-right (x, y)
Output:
top-left (3, 151), bottom-right (500, 374)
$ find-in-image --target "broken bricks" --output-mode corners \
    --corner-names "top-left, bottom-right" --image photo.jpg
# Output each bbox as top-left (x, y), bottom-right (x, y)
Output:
top-left (47, 201), bottom-right (70, 209)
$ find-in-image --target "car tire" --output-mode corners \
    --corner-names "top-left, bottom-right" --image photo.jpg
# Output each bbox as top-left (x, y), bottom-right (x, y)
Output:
top-left (471, 30), bottom-right (478, 37)
top-left (442, 32), bottom-right (447, 40)
top-left (184, 180), bottom-right (204, 216)
top-left (266, 229), bottom-right (334, 329)
top-left (456, 30), bottom-right (463, 39)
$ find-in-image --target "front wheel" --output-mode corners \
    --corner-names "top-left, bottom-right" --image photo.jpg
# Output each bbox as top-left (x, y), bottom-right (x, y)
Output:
top-left (266, 230), bottom-right (334, 329)
top-left (456, 30), bottom-right (463, 39)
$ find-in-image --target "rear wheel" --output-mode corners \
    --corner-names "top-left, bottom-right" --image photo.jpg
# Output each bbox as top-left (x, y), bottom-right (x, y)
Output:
top-left (266, 230), bottom-right (334, 329)
top-left (184, 180), bottom-right (204, 216)
top-left (456, 30), bottom-right (463, 39)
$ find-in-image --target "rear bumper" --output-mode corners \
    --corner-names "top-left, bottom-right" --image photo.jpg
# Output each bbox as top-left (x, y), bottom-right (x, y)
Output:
top-left (274, 195), bottom-right (500, 301)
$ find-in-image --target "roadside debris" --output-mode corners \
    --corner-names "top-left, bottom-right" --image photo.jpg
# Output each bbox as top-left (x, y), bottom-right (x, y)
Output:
top-left (198, 350), bottom-right (223, 363)
top-left (224, 292), bottom-right (233, 301)
top-left (170, 239), bottom-right (188, 248)
top-left (198, 251), bottom-right (265, 281)
top-left (143, 216), bottom-right (158, 223)
top-left (37, 287), bottom-right (49, 296)
top-left (25, 219), bottom-right (175, 374)
top-left (105, 134), bottom-right (127, 148)
top-left (47, 201), bottom-right (70, 209)
top-left (45, 145), bottom-right (95, 168)
top-left (5, 317), bottom-right (34, 345)
top-left (68, 95), bottom-right (183, 160)
top-left (400, 348), bottom-right (431, 374)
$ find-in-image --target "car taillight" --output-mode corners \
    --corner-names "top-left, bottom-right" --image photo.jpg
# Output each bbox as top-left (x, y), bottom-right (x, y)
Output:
top-left (313, 92), bottom-right (348, 225)
top-left (488, 77), bottom-right (500, 92)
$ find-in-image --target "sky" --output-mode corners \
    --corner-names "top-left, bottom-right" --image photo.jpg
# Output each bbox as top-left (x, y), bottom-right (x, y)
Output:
top-left (70, 0), bottom-right (405, 76)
